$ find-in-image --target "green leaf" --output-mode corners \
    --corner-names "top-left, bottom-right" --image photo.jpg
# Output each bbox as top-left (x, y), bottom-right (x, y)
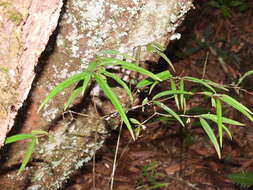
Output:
top-left (179, 79), bottom-right (185, 111)
top-left (236, 69), bottom-right (253, 86)
top-left (216, 98), bottom-right (223, 147)
top-left (204, 79), bottom-right (229, 91)
top-left (5, 134), bottom-right (35, 144)
top-left (136, 71), bottom-right (171, 89)
top-left (94, 74), bottom-right (135, 140)
top-left (130, 118), bottom-right (141, 125)
top-left (199, 118), bottom-right (221, 159)
top-left (98, 56), bottom-right (161, 81)
top-left (38, 72), bottom-right (86, 112)
top-left (229, 171), bottom-right (253, 188)
top-left (183, 76), bottom-right (216, 93)
top-left (222, 125), bottom-right (232, 140)
top-left (154, 101), bottom-right (185, 127)
top-left (64, 73), bottom-right (91, 110)
top-left (98, 49), bottom-right (136, 61)
top-left (18, 137), bottom-right (37, 174)
top-left (156, 51), bottom-right (175, 72)
top-left (141, 97), bottom-right (149, 111)
top-left (219, 94), bottom-right (253, 121)
top-left (31, 130), bottom-right (48, 136)
top-left (170, 79), bottom-right (180, 110)
top-left (152, 90), bottom-right (193, 100)
top-left (200, 113), bottom-right (245, 126)
top-left (101, 70), bottom-right (133, 104)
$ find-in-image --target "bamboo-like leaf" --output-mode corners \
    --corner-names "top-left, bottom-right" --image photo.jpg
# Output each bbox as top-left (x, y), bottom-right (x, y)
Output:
top-left (211, 97), bottom-right (216, 108)
top-left (204, 79), bottom-right (229, 91)
top-left (156, 51), bottom-right (175, 72)
top-left (152, 90), bottom-right (193, 100)
top-left (222, 125), bottom-right (232, 140)
top-left (199, 118), bottom-right (221, 159)
top-left (142, 97), bottom-right (148, 111)
top-left (184, 76), bottom-right (216, 93)
top-left (120, 63), bottom-right (161, 81)
top-left (236, 70), bottom-right (253, 86)
top-left (216, 98), bottom-right (223, 147)
top-left (149, 81), bottom-right (158, 94)
top-left (154, 101), bottom-right (184, 127)
top-left (64, 74), bottom-right (91, 110)
top-left (31, 130), bottom-right (48, 136)
top-left (5, 134), bottom-right (35, 144)
top-left (101, 70), bottom-right (133, 104)
top-left (219, 94), bottom-right (253, 121)
top-left (94, 74), bottom-right (135, 140)
top-left (38, 72), bottom-right (86, 112)
top-left (130, 118), bottom-right (141, 125)
top-left (179, 79), bottom-right (185, 111)
top-left (18, 137), bottom-right (37, 174)
top-left (170, 79), bottom-right (180, 110)
top-left (200, 113), bottom-right (245, 126)
top-left (136, 71), bottom-right (171, 89)
top-left (98, 56), bottom-right (161, 81)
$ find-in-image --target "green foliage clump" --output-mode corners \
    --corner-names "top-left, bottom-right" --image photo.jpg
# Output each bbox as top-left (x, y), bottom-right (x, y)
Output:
top-left (229, 171), bottom-right (253, 188)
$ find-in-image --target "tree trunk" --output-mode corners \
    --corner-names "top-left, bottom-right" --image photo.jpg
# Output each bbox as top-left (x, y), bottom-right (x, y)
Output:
top-left (0, 0), bottom-right (193, 189)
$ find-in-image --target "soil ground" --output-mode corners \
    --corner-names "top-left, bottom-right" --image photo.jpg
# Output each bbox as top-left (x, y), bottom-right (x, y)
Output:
top-left (64, 1), bottom-right (253, 190)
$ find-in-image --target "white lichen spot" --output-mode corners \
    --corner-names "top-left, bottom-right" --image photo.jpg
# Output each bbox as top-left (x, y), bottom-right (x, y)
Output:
top-left (170, 33), bottom-right (181, 40)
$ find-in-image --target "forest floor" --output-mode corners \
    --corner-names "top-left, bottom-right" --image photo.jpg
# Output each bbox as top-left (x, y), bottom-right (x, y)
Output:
top-left (64, 1), bottom-right (253, 190)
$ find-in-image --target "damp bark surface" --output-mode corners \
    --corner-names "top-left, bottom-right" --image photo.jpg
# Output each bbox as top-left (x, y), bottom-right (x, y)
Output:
top-left (0, 0), bottom-right (193, 189)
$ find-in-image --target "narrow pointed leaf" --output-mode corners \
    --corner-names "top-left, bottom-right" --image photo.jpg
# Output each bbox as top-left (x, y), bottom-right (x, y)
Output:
top-left (222, 125), bottom-right (232, 140)
top-left (184, 76), bottom-right (216, 93)
top-left (18, 137), bottom-right (37, 174)
top-left (204, 79), bottom-right (229, 91)
top-left (5, 134), bottom-right (35, 144)
top-left (94, 74), bottom-right (135, 140)
top-left (101, 70), bottom-right (133, 104)
top-left (64, 74), bottom-right (91, 110)
top-left (156, 51), bottom-right (175, 72)
top-left (179, 79), bottom-right (185, 111)
top-left (152, 90), bottom-right (193, 100)
top-left (216, 98), bottom-right (223, 147)
top-left (38, 72), bottom-right (86, 111)
top-left (219, 94), bottom-right (253, 121)
top-left (236, 70), bottom-right (253, 86)
top-left (170, 79), bottom-right (180, 110)
top-left (136, 71), bottom-right (171, 89)
top-left (200, 113), bottom-right (245, 126)
top-left (31, 130), bottom-right (48, 136)
top-left (199, 118), bottom-right (221, 159)
top-left (154, 101), bottom-right (184, 127)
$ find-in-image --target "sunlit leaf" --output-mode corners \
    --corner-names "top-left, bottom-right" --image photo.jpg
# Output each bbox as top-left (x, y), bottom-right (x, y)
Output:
top-left (152, 90), bottom-right (193, 100)
top-left (154, 101), bottom-right (184, 127)
top-left (64, 73), bottom-right (91, 110)
top-left (142, 97), bottom-right (149, 111)
top-left (5, 134), bottom-right (35, 144)
top-left (101, 70), bottom-right (133, 104)
top-left (38, 72), bottom-right (86, 112)
top-left (204, 79), bottom-right (229, 91)
top-left (216, 98), bottom-right (223, 147)
top-left (219, 94), bottom-right (253, 121)
top-left (170, 79), bottom-right (180, 110)
top-left (199, 118), bottom-right (221, 159)
top-left (222, 125), bottom-right (232, 140)
top-left (130, 118), bottom-right (141, 125)
top-left (200, 113), bottom-right (245, 126)
top-left (184, 76), bottom-right (216, 93)
top-left (94, 74), bottom-right (135, 140)
top-left (18, 137), bottom-right (37, 174)
top-left (179, 79), bottom-right (185, 111)
top-left (136, 71), bottom-right (171, 89)
top-left (31, 130), bottom-right (48, 136)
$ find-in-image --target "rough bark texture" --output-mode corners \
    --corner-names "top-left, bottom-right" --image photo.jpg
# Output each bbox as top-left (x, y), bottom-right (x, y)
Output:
top-left (0, 0), bottom-right (63, 147)
top-left (0, 0), bottom-right (193, 189)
